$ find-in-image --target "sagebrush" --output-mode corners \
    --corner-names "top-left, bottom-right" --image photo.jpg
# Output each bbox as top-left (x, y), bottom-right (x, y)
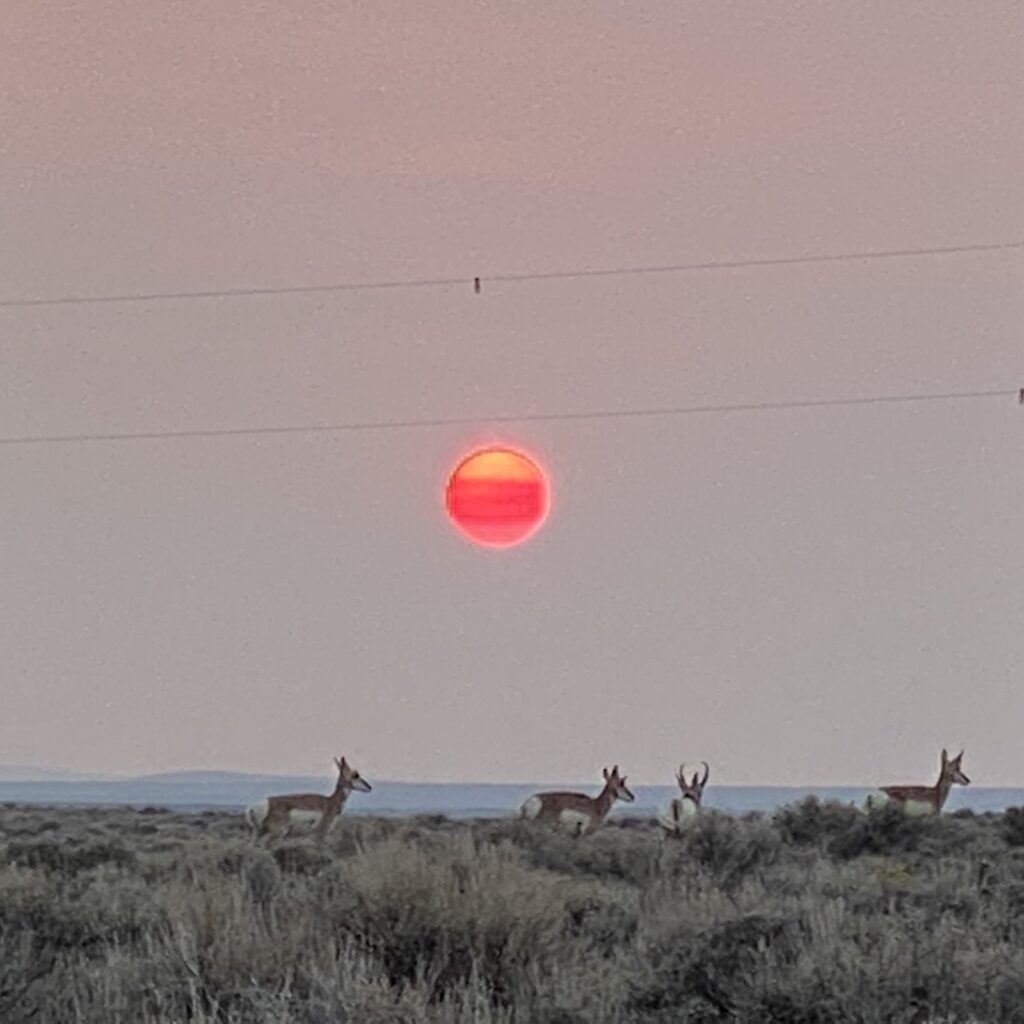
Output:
top-left (2, 799), bottom-right (1023, 1023)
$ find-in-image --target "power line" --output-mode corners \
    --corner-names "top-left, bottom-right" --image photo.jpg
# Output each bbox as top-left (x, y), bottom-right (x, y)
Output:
top-left (1, 239), bottom-right (1021, 310)
top-left (0, 387), bottom-right (1016, 449)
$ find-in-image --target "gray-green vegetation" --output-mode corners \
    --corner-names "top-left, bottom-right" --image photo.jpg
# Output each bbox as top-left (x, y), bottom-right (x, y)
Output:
top-left (4, 800), bottom-right (1024, 1023)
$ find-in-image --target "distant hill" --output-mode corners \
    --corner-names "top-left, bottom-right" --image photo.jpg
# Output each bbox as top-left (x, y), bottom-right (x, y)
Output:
top-left (0, 764), bottom-right (111, 782)
top-left (134, 770), bottom-right (282, 783)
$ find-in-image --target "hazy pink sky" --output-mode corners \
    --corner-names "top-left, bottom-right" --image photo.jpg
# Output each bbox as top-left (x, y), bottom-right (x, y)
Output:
top-left (1, 2), bottom-right (1022, 786)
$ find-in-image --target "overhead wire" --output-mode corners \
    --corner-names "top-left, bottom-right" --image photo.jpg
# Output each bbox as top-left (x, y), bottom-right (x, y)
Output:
top-left (0, 238), bottom-right (1021, 310)
top-left (0, 387), bottom-right (1017, 449)
top-left (0, 236), bottom-right (1019, 448)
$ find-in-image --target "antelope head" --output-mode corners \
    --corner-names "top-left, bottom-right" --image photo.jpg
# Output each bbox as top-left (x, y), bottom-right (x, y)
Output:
top-left (603, 764), bottom-right (635, 804)
top-left (676, 761), bottom-right (710, 806)
top-left (941, 749), bottom-right (970, 787)
top-left (334, 756), bottom-right (373, 794)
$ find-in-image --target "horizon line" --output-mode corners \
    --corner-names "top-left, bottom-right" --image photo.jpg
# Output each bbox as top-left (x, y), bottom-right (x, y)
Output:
top-left (0, 769), bottom-right (1013, 790)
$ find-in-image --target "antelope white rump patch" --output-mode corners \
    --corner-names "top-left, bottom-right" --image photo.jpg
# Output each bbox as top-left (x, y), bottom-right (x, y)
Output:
top-left (658, 797), bottom-right (697, 833)
top-left (864, 791), bottom-right (890, 811)
top-left (519, 795), bottom-right (542, 820)
top-left (245, 799), bottom-right (269, 828)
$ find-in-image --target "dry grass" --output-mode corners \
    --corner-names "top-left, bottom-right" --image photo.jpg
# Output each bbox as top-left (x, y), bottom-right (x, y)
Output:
top-left (3, 799), bottom-right (1024, 1022)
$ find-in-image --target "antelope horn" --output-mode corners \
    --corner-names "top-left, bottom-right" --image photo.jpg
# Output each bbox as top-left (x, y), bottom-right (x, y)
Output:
top-left (700, 762), bottom-right (710, 788)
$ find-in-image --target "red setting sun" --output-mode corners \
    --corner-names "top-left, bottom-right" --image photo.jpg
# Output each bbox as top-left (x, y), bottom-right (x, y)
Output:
top-left (444, 447), bottom-right (550, 548)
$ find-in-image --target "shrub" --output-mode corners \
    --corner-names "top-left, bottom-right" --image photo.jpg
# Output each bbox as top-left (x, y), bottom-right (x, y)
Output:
top-left (316, 835), bottom-right (571, 1003)
top-left (629, 910), bottom-right (792, 1019)
top-left (679, 811), bottom-right (782, 888)
top-left (772, 797), bottom-right (861, 847)
top-left (5, 836), bottom-right (137, 874)
top-left (1003, 807), bottom-right (1024, 848)
top-left (4, 802), bottom-right (1024, 1021)
top-left (271, 841), bottom-right (334, 876)
top-left (825, 802), bottom-right (934, 860)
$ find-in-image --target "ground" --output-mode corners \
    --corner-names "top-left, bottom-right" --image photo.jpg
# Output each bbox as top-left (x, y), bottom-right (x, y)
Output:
top-left (3, 799), bottom-right (1024, 1022)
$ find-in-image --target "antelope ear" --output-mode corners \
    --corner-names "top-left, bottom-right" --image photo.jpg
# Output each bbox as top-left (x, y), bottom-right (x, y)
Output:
top-left (603, 767), bottom-right (610, 780)
top-left (941, 748), bottom-right (948, 764)
top-left (692, 773), bottom-right (699, 789)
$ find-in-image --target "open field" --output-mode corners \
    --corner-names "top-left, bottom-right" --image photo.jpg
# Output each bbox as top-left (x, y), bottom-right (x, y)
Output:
top-left (5, 801), bottom-right (1024, 1023)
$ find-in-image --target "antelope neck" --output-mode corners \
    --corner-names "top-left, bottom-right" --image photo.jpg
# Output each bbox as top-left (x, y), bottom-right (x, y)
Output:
top-left (328, 784), bottom-right (352, 809)
top-left (594, 782), bottom-right (617, 817)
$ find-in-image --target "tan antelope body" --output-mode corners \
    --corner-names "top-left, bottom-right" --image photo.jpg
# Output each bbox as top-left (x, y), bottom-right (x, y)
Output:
top-left (246, 756), bottom-right (371, 842)
top-left (519, 765), bottom-right (635, 836)
top-left (658, 761), bottom-right (709, 838)
top-left (867, 749), bottom-right (970, 816)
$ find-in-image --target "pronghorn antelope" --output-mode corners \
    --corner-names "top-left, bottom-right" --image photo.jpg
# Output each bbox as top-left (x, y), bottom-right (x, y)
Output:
top-left (519, 765), bottom-right (635, 837)
top-left (658, 761), bottom-right (709, 837)
top-left (246, 756), bottom-right (372, 842)
top-left (867, 748), bottom-right (970, 815)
